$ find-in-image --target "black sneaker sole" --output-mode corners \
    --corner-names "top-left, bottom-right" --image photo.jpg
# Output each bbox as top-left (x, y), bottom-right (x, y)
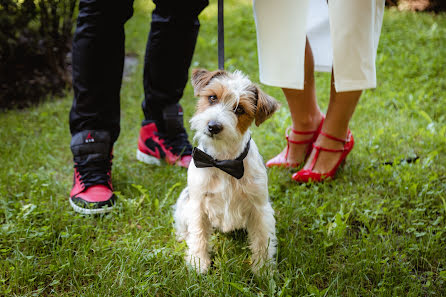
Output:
top-left (69, 195), bottom-right (117, 215)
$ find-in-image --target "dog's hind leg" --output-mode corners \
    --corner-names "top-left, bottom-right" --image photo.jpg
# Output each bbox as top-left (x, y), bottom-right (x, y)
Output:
top-left (247, 203), bottom-right (277, 273)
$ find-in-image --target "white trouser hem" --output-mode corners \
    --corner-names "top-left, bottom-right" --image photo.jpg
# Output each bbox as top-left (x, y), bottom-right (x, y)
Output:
top-left (314, 65), bottom-right (332, 73)
top-left (259, 78), bottom-right (304, 90)
top-left (334, 80), bottom-right (377, 92)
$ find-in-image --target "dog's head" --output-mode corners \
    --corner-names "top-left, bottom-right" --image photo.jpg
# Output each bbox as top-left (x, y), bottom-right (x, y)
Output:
top-left (190, 69), bottom-right (279, 155)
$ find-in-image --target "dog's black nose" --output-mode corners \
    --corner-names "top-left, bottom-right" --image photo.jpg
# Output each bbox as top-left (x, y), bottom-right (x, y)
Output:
top-left (208, 121), bottom-right (223, 135)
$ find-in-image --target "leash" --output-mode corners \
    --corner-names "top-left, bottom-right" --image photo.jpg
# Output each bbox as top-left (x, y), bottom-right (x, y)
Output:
top-left (218, 0), bottom-right (224, 70)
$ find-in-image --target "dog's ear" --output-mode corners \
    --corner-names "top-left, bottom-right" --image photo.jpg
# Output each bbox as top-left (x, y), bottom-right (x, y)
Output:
top-left (254, 86), bottom-right (280, 126)
top-left (191, 68), bottom-right (226, 96)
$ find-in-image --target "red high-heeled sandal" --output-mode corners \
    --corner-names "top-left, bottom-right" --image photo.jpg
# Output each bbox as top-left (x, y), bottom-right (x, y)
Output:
top-left (266, 118), bottom-right (324, 168)
top-left (292, 129), bottom-right (354, 182)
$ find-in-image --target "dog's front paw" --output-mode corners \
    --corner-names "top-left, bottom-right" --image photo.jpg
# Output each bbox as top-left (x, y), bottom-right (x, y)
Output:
top-left (186, 253), bottom-right (211, 274)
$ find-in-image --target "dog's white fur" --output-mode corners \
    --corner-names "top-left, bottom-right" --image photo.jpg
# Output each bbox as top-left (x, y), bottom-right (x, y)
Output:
top-left (173, 69), bottom-right (279, 273)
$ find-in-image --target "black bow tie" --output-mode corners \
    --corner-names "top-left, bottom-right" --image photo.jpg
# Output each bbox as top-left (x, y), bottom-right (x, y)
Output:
top-left (192, 138), bottom-right (251, 179)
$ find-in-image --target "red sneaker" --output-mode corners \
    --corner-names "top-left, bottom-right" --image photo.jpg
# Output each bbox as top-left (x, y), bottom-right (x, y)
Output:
top-left (69, 130), bottom-right (116, 214)
top-left (137, 122), bottom-right (192, 168)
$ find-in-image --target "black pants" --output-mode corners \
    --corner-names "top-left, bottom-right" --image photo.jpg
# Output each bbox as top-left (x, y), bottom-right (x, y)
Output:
top-left (69, 0), bottom-right (209, 143)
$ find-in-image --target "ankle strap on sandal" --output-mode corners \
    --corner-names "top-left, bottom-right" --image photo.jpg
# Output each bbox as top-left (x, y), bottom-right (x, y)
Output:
top-left (319, 131), bottom-right (348, 143)
top-left (290, 127), bottom-right (318, 135)
top-left (286, 127), bottom-right (315, 145)
top-left (312, 130), bottom-right (350, 152)
top-left (312, 144), bottom-right (345, 153)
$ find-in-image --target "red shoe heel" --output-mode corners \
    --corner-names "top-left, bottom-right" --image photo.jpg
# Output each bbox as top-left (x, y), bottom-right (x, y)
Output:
top-left (266, 118), bottom-right (324, 168)
top-left (292, 130), bottom-right (354, 182)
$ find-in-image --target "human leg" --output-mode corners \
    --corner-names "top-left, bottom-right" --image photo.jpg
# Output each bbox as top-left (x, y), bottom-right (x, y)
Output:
top-left (300, 74), bottom-right (361, 175)
top-left (292, 0), bottom-right (384, 182)
top-left (253, 0), bottom-right (327, 168)
top-left (266, 38), bottom-right (324, 167)
top-left (69, 0), bottom-right (134, 213)
top-left (138, 0), bottom-right (208, 168)
top-left (70, 0), bottom-right (134, 142)
top-left (142, 0), bottom-right (208, 122)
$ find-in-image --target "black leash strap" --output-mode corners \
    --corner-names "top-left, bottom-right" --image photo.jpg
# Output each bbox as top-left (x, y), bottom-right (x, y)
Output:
top-left (218, 0), bottom-right (224, 70)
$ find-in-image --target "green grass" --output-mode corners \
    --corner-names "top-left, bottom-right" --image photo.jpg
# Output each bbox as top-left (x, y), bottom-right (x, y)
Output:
top-left (1, 1), bottom-right (445, 295)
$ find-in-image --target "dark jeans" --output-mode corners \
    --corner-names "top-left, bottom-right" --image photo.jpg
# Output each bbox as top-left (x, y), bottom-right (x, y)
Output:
top-left (69, 0), bottom-right (209, 143)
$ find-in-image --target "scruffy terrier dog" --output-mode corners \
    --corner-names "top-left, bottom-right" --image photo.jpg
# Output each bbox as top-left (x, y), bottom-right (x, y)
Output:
top-left (173, 69), bottom-right (279, 273)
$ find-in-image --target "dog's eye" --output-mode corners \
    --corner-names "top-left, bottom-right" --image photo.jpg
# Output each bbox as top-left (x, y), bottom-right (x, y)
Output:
top-left (208, 95), bottom-right (218, 104)
top-left (235, 106), bottom-right (245, 115)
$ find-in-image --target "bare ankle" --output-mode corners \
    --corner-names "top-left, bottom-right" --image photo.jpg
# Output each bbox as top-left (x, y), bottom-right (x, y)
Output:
top-left (291, 113), bottom-right (323, 131)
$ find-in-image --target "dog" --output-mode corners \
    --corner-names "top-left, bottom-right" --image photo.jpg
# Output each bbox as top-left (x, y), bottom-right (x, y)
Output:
top-left (173, 68), bottom-right (279, 273)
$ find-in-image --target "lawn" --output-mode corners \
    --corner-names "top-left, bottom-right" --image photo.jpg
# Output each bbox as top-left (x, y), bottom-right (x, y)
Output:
top-left (1, 0), bottom-right (445, 295)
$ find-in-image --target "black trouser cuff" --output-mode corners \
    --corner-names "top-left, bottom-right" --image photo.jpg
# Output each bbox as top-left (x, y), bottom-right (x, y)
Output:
top-left (71, 130), bottom-right (112, 163)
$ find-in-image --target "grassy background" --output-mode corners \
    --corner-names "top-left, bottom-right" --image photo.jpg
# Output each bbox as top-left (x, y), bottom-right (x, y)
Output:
top-left (1, 0), bottom-right (445, 295)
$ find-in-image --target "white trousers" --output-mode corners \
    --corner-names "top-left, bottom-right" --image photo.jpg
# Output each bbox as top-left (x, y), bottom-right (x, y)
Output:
top-left (253, 0), bottom-right (385, 92)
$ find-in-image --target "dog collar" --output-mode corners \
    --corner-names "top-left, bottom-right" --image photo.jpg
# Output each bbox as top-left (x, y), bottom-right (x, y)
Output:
top-left (192, 137), bottom-right (251, 179)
